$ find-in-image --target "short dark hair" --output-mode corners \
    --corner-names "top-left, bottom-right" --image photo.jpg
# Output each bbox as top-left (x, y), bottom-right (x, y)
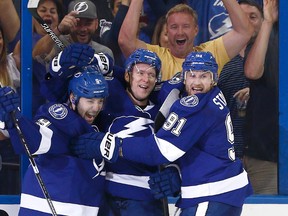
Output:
top-left (238, 0), bottom-right (263, 16)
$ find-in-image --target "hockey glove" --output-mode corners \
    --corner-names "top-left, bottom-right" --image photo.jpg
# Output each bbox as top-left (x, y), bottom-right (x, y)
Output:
top-left (94, 52), bottom-right (114, 76)
top-left (148, 166), bottom-right (181, 199)
top-left (50, 43), bottom-right (96, 78)
top-left (0, 87), bottom-right (21, 129)
top-left (71, 132), bottom-right (122, 163)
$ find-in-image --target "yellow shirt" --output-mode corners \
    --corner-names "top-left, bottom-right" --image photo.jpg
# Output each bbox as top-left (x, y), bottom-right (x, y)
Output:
top-left (146, 37), bottom-right (229, 81)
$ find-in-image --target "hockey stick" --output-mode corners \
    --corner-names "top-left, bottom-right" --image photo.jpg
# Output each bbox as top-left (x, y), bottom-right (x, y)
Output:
top-left (27, 0), bottom-right (65, 50)
top-left (11, 110), bottom-right (58, 216)
top-left (154, 88), bottom-right (180, 216)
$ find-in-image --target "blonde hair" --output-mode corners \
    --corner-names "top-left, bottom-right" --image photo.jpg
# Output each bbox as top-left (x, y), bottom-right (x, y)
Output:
top-left (0, 26), bottom-right (12, 86)
top-left (166, 4), bottom-right (198, 24)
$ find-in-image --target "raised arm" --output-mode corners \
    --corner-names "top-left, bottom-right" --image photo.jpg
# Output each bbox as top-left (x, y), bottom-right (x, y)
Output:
top-left (118, 0), bottom-right (147, 58)
top-left (0, 0), bottom-right (20, 43)
top-left (221, 0), bottom-right (253, 59)
top-left (244, 0), bottom-right (278, 80)
top-left (32, 11), bottom-right (79, 58)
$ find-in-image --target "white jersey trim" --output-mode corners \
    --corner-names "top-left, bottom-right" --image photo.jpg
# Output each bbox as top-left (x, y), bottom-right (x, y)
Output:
top-left (155, 135), bottom-right (185, 162)
top-left (33, 125), bottom-right (53, 155)
top-left (20, 193), bottom-right (99, 216)
top-left (106, 172), bottom-right (150, 189)
top-left (181, 169), bottom-right (249, 199)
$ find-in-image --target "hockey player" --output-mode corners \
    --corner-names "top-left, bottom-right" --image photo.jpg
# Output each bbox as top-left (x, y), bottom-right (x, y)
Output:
top-left (0, 66), bottom-right (109, 216)
top-left (93, 48), bottom-right (164, 215)
top-left (72, 51), bottom-right (253, 216)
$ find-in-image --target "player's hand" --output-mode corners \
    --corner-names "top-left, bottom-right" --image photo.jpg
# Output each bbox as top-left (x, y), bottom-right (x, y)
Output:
top-left (0, 87), bottom-right (20, 129)
top-left (93, 52), bottom-right (114, 76)
top-left (71, 132), bottom-right (122, 163)
top-left (50, 43), bottom-right (96, 79)
top-left (148, 166), bottom-right (181, 199)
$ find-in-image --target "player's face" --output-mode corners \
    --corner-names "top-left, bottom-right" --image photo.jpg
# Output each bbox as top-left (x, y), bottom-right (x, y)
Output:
top-left (184, 70), bottom-right (214, 95)
top-left (166, 12), bottom-right (198, 58)
top-left (77, 97), bottom-right (104, 124)
top-left (70, 18), bottom-right (98, 44)
top-left (126, 63), bottom-right (157, 106)
top-left (33, 0), bottom-right (59, 35)
top-left (240, 4), bottom-right (263, 39)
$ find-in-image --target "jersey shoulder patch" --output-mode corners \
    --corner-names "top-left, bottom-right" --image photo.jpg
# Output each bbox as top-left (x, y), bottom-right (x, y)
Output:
top-left (48, 104), bottom-right (68, 120)
top-left (168, 72), bottom-right (183, 84)
top-left (180, 95), bottom-right (199, 107)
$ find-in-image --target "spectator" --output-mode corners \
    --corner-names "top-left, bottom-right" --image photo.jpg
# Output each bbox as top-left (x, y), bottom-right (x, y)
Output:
top-left (72, 51), bottom-right (253, 216)
top-left (12, 0), bottom-right (63, 114)
top-left (0, 63), bottom-right (109, 215)
top-left (111, 0), bottom-right (122, 17)
top-left (0, 0), bottom-right (20, 53)
top-left (217, 0), bottom-right (264, 158)
top-left (118, 0), bottom-right (253, 81)
top-left (243, 0), bottom-right (279, 194)
top-left (101, 0), bottom-right (130, 67)
top-left (62, 0), bottom-right (114, 43)
top-left (141, 0), bottom-right (182, 43)
top-left (0, 23), bottom-right (21, 195)
top-left (151, 15), bottom-right (169, 48)
top-left (32, 0), bottom-right (114, 63)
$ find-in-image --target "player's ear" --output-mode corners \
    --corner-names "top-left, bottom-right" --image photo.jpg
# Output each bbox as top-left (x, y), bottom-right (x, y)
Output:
top-left (69, 93), bottom-right (76, 105)
top-left (124, 71), bottom-right (130, 83)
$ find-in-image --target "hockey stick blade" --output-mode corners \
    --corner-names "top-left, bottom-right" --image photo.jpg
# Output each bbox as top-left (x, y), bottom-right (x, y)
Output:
top-left (27, 0), bottom-right (65, 50)
top-left (11, 111), bottom-right (58, 216)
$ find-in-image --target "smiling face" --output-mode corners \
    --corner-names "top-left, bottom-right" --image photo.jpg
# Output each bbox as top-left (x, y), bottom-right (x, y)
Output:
top-left (33, 0), bottom-right (59, 35)
top-left (184, 70), bottom-right (214, 95)
top-left (71, 96), bottom-right (104, 125)
top-left (70, 18), bottom-right (98, 44)
top-left (125, 63), bottom-right (157, 107)
top-left (166, 12), bottom-right (198, 58)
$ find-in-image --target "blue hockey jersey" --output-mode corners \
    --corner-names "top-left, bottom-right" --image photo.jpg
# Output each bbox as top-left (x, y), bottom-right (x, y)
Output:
top-left (121, 86), bottom-right (252, 208)
top-left (8, 102), bottom-right (105, 216)
top-left (96, 77), bottom-right (160, 200)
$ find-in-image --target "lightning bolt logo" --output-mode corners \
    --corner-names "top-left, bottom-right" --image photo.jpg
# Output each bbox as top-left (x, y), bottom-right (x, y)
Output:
top-left (209, 12), bottom-right (232, 39)
top-left (74, 2), bottom-right (88, 13)
top-left (109, 116), bottom-right (154, 138)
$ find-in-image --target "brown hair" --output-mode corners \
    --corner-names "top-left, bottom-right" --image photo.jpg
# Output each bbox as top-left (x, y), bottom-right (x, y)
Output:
top-left (151, 16), bottom-right (166, 46)
top-left (0, 25), bottom-right (12, 86)
top-left (166, 4), bottom-right (198, 24)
